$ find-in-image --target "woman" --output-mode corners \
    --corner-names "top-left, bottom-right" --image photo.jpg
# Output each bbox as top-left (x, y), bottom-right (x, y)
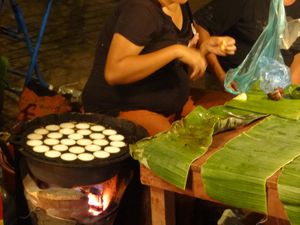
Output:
top-left (82, 0), bottom-right (236, 136)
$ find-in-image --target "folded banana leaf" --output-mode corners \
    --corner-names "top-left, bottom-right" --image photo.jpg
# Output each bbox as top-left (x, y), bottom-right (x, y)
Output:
top-left (130, 106), bottom-right (265, 189)
top-left (278, 156), bottom-right (300, 225)
top-left (202, 116), bottom-right (300, 214)
top-left (225, 90), bottom-right (300, 120)
top-left (208, 105), bottom-right (266, 134)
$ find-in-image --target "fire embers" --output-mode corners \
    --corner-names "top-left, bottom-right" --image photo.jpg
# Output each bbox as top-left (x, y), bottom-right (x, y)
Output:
top-left (76, 175), bottom-right (117, 216)
top-left (267, 87), bottom-right (284, 101)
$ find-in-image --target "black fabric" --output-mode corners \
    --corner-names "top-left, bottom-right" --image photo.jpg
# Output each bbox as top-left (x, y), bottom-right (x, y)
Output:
top-left (82, 0), bottom-right (193, 116)
top-left (193, 0), bottom-right (270, 71)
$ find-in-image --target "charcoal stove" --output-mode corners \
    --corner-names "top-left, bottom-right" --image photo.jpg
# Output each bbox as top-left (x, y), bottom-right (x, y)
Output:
top-left (8, 112), bottom-right (148, 225)
top-left (23, 170), bottom-right (131, 225)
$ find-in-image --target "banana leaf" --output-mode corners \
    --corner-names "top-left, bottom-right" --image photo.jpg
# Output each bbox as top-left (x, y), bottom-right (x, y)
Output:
top-left (278, 156), bottom-right (300, 225)
top-left (288, 84), bottom-right (300, 99)
top-left (202, 116), bottom-right (300, 214)
top-left (130, 106), bottom-right (218, 189)
top-left (129, 106), bottom-right (265, 189)
top-left (208, 105), bottom-right (266, 134)
top-left (225, 90), bottom-right (300, 120)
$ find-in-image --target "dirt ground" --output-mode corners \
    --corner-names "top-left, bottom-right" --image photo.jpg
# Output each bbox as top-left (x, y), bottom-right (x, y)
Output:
top-left (0, 0), bottom-right (118, 131)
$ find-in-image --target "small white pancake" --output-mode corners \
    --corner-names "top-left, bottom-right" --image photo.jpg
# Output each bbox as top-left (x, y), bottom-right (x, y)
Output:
top-left (78, 153), bottom-right (95, 161)
top-left (60, 122), bottom-right (75, 129)
top-left (93, 151), bottom-right (110, 159)
top-left (34, 128), bottom-right (49, 135)
top-left (45, 150), bottom-right (61, 158)
top-left (104, 146), bottom-right (121, 153)
top-left (89, 133), bottom-right (105, 140)
top-left (77, 129), bottom-right (92, 136)
top-left (75, 123), bottom-right (90, 129)
top-left (93, 139), bottom-right (109, 146)
top-left (61, 152), bottom-right (77, 161)
top-left (90, 125), bottom-right (105, 132)
top-left (108, 134), bottom-right (125, 141)
top-left (33, 145), bottom-right (50, 153)
top-left (77, 138), bottom-right (93, 146)
top-left (110, 141), bottom-right (126, 148)
top-left (27, 133), bottom-right (43, 140)
top-left (44, 138), bottom-right (60, 146)
top-left (60, 138), bottom-right (76, 146)
top-left (27, 140), bottom-right (43, 147)
top-left (85, 145), bottom-right (101, 152)
top-left (47, 132), bottom-right (63, 139)
top-left (69, 146), bottom-right (85, 154)
top-left (102, 129), bottom-right (117, 136)
top-left (45, 124), bottom-right (60, 131)
top-left (53, 144), bottom-right (68, 152)
top-left (68, 133), bottom-right (83, 140)
top-left (59, 128), bottom-right (75, 135)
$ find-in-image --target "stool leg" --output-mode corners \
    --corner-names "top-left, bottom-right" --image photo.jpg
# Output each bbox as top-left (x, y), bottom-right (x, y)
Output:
top-left (25, 0), bottom-right (53, 88)
top-left (9, 0), bottom-right (41, 81)
top-left (150, 187), bottom-right (175, 225)
top-left (10, 0), bottom-right (35, 55)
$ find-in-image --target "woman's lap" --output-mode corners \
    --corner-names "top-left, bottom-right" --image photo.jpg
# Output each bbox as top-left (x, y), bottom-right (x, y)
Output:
top-left (118, 97), bottom-right (195, 136)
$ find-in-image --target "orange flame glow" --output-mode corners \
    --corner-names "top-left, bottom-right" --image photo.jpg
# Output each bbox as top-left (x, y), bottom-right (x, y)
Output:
top-left (87, 192), bottom-right (103, 216)
top-left (79, 175), bottom-right (117, 216)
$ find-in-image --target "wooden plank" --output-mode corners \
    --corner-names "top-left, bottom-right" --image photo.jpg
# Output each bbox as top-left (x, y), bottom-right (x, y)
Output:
top-left (150, 187), bottom-right (175, 225)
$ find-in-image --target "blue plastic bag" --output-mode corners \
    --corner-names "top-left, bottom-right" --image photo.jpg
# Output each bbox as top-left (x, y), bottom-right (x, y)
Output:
top-left (258, 56), bottom-right (291, 93)
top-left (224, 0), bottom-right (290, 95)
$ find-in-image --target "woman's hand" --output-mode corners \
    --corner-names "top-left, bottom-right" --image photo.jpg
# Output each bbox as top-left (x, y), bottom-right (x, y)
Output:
top-left (177, 45), bottom-right (207, 80)
top-left (200, 36), bottom-right (236, 56)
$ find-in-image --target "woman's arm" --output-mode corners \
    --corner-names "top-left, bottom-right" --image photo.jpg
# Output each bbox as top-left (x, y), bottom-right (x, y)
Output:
top-left (105, 33), bottom-right (207, 85)
top-left (196, 24), bottom-right (229, 84)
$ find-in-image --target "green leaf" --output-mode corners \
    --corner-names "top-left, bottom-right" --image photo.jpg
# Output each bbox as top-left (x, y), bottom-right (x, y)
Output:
top-left (208, 105), bottom-right (266, 134)
top-left (278, 156), bottom-right (300, 225)
top-left (288, 84), bottom-right (300, 99)
top-left (129, 106), bottom-right (265, 189)
top-left (130, 106), bottom-right (218, 189)
top-left (225, 90), bottom-right (300, 120)
top-left (202, 116), bottom-right (300, 214)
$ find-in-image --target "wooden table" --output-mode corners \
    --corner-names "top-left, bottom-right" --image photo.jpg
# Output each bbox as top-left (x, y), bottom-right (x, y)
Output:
top-left (140, 89), bottom-right (291, 225)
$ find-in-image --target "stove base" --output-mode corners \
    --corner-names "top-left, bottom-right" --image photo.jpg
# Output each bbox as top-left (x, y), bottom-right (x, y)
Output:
top-left (27, 203), bottom-right (118, 225)
top-left (23, 174), bottom-right (122, 225)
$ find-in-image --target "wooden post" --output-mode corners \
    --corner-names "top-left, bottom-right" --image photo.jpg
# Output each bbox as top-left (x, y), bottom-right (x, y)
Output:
top-left (150, 187), bottom-right (175, 225)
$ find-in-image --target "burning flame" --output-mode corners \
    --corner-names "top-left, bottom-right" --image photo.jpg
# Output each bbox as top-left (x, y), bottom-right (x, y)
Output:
top-left (77, 175), bottom-right (117, 216)
top-left (102, 192), bottom-right (111, 211)
top-left (88, 192), bottom-right (102, 216)
top-left (87, 191), bottom-right (111, 216)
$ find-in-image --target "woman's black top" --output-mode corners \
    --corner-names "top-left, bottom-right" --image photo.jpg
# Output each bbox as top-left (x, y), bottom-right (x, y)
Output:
top-left (82, 0), bottom-right (194, 116)
top-left (193, 0), bottom-right (270, 71)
